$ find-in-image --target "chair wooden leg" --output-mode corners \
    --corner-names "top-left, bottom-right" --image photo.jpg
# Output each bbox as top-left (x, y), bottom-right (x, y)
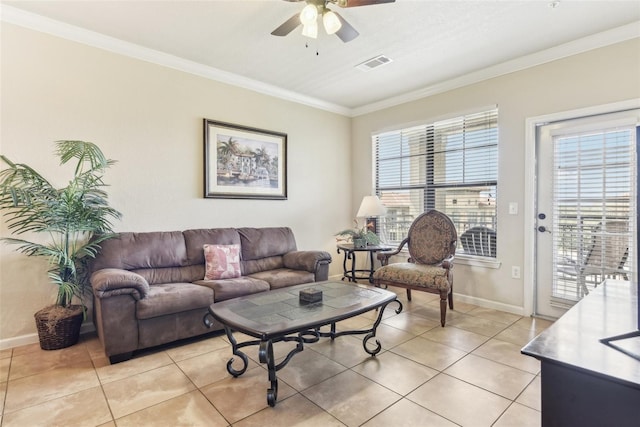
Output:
top-left (406, 289), bottom-right (412, 301)
top-left (439, 296), bottom-right (447, 327)
top-left (448, 289), bottom-right (454, 309)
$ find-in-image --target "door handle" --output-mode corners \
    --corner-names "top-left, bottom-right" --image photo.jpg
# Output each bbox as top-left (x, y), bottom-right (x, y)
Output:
top-left (537, 226), bottom-right (551, 233)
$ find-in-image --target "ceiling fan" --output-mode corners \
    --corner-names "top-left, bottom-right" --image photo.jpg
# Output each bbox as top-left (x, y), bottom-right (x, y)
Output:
top-left (271, 0), bottom-right (395, 43)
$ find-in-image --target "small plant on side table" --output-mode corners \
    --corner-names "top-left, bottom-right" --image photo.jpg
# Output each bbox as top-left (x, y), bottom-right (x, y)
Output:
top-left (335, 220), bottom-right (381, 248)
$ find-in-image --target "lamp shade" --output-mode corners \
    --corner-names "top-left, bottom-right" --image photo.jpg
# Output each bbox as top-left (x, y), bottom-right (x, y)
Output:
top-left (322, 10), bottom-right (342, 35)
top-left (301, 21), bottom-right (318, 38)
top-left (356, 195), bottom-right (387, 218)
top-left (299, 4), bottom-right (318, 25)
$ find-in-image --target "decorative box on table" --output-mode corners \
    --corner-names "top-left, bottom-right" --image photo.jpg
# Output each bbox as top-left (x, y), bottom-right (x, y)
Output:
top-left (299, 288), bottom-right (323, 304)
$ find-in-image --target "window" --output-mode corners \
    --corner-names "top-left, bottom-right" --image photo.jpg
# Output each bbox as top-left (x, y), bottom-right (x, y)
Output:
top-left (374, 108), bottom-right (499, 257)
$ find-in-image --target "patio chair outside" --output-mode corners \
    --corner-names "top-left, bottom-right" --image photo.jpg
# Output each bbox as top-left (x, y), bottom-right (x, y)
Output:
top-left (460, 226), bottom-right (496, 257)
top-left (558, 220), bottom-right (629, 297)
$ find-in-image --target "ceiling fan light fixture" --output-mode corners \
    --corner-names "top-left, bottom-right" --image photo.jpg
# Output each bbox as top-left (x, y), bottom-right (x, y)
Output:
top-left (300, 4), bottom-right (318, 25)
top-left (302, 21), bottom-right (318, 39)
top-left (322, 10), bottom-right (342, 35)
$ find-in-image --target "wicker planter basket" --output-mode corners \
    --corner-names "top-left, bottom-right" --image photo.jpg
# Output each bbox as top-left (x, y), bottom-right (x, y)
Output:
top-left (34, 305), bottom-right (84, 350)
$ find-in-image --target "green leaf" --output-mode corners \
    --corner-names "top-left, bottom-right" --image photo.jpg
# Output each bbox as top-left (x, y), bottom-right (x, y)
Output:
top-left (0, 140), bottom-right (122, 307)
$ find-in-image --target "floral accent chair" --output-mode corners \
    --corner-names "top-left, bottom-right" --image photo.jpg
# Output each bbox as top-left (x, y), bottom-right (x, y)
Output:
top-left (373, 210), bottom-right (457, 326)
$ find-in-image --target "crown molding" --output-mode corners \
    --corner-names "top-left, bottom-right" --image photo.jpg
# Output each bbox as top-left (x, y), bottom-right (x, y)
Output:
top-left (351, 21), bottom-right (640, 117)
top-left (2, 5), bottom-right (638, 118)
top-left (0, 4), bottom-right (352, 117)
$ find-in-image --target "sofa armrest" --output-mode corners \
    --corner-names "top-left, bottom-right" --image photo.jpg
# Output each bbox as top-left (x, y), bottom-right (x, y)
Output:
top-left (283, 250), bottom-right (332, 275)
top-left (91, 268), bottom-right (150, 300)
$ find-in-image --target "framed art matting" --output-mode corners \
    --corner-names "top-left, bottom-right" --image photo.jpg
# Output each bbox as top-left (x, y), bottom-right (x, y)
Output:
top-left (204, 119), bottom-right (287, 200)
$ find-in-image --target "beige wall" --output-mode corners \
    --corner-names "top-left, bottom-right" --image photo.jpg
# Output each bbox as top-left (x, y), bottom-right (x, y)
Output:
top-left (1, 21), bottom-right (639, 346)
top-left (352, 38), bottom-right (640, 312)
top-left (0, 24), bottom-right (352, 344)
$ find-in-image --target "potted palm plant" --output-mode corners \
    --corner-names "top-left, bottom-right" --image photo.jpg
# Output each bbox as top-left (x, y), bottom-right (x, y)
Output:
top-left (0, 140), bottom-right (121, 350)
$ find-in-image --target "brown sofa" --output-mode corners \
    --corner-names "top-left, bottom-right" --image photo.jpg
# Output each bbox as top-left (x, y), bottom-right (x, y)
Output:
top-left (89, 227), bottom-right (332, 363)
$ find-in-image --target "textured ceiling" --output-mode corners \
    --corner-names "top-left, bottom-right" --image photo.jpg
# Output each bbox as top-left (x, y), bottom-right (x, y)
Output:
top-left (2, 0), bottom-right (640, 115)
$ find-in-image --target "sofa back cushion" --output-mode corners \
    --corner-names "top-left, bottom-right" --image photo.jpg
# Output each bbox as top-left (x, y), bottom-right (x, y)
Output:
top-left (238, 227), bottom-right (297, 275)
top-left (183, 228), bottom-right (241, 265)
top-left (91, 231), bottom-right (203, 285)
top-left (92, 227), bottom-right (300, 283)
top-left (92, 231), bottom-right (187, 272)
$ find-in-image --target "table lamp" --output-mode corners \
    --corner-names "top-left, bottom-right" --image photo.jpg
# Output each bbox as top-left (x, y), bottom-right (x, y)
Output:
top-left (356, 195), bottom-right (387, 233)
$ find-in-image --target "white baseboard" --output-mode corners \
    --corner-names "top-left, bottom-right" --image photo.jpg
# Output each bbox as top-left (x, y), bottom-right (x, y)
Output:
top-left (453, 293), bottom-right (525, 316)
top-left (0, 322), bottom-right (96, 351)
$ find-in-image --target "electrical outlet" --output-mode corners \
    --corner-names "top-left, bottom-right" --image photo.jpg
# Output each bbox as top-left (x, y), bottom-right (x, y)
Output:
top-left (511, 266), bottom-right (521, 279)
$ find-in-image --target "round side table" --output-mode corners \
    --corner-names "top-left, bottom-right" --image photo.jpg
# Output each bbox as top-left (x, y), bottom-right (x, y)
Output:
top-left (336, 243), bottom-right (390, 283)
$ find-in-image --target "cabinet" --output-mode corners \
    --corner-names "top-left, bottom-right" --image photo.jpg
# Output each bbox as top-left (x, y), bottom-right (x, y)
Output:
top-left (521, 280), bottom-right (640, 427)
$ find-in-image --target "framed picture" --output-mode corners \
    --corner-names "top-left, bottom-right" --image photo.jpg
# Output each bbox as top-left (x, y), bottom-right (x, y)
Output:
top-left (204, 119), bottom-right (287, 200)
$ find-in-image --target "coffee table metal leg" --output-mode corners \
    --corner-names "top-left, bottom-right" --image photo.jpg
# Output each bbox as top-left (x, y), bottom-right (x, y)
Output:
top-left (318, 298), bottom-right (403, 356)
top-left (224, 326), bottom-right (249, 377)
top-left (363, 299), bottom-right (402, 355)
top-left (259, 340), bottom-right (278, 407)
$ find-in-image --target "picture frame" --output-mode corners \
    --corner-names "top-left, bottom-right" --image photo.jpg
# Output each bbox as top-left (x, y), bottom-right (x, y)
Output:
top-left (204, 119), bottom-right (287, 200)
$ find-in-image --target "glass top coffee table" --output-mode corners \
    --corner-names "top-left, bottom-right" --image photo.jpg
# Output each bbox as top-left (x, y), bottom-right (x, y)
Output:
top-left (204, 281), bottom-right (402, 407)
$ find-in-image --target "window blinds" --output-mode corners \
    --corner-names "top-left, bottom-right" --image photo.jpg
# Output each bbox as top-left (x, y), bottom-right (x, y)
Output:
top-left (552, 125), bottom-right (637, 302)
top-left (374, 108), bottom-right (499, 254)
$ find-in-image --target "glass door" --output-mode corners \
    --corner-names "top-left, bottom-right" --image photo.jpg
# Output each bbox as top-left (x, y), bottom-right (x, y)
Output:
top-left (535, 111), bottom-right (638, 318)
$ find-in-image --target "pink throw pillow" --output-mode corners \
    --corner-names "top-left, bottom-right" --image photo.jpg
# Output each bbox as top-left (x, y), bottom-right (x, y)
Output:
top-left (204, 244), bottom-right (241, 280)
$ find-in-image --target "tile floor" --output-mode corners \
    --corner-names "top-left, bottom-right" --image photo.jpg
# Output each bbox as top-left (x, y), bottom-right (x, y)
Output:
top-left (0, 286), bottom-right (553, 426)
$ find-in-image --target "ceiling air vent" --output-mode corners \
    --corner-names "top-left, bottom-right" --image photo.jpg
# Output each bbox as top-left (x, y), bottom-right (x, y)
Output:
top-left (356, 55), bottom-right (393, 72)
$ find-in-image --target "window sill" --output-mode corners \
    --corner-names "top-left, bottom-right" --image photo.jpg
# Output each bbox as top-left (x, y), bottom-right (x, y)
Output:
top-left (455, 254), bottom-right (501, 269)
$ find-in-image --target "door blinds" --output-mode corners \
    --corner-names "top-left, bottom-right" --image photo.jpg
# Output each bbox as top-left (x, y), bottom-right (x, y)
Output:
top-left (552, 123), bottom-right (637, 302)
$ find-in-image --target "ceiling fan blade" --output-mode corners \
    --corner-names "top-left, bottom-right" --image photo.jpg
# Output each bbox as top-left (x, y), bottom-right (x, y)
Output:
top-left (334, 12), bottom-right (359, 42)
top-left (271, 13), bottom-right (302, 37)
top-left (335, 0), bottom-right (395, 7)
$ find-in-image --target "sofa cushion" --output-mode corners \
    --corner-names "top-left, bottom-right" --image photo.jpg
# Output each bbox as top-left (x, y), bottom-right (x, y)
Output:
top-left (193, 277), bottom-right (270, 302)
top-left (204, 244), bottom-right (241, 280)
top-left (132, 265), bottom-right (204, 286)
top-left (249, 268), bottom-right (315, 289)
top-left (242, 255), bottom-right (285, 276)
top-left (238, 227), bottom-right (297, 261)
top-left (91, 231), bottom-right (188, 272)
top-left (183, 228), bottom-right (240, 266)
top-left (136, 283), bottom-right (214, 320)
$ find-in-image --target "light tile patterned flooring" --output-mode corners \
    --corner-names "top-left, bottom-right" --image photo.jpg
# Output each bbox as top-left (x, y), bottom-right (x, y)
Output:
top-left (0, 286), bottom-right (553, 426)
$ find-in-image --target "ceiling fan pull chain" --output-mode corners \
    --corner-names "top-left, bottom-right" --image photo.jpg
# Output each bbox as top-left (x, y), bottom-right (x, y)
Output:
top-left (304, 40), bottom-right (320, 56)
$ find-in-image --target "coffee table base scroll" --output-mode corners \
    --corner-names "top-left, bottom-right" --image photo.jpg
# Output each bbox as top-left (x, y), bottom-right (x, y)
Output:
top-left (206, 298), bottom-right (402, 407)
top-left (316, 299), bottom-right (403, 355)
